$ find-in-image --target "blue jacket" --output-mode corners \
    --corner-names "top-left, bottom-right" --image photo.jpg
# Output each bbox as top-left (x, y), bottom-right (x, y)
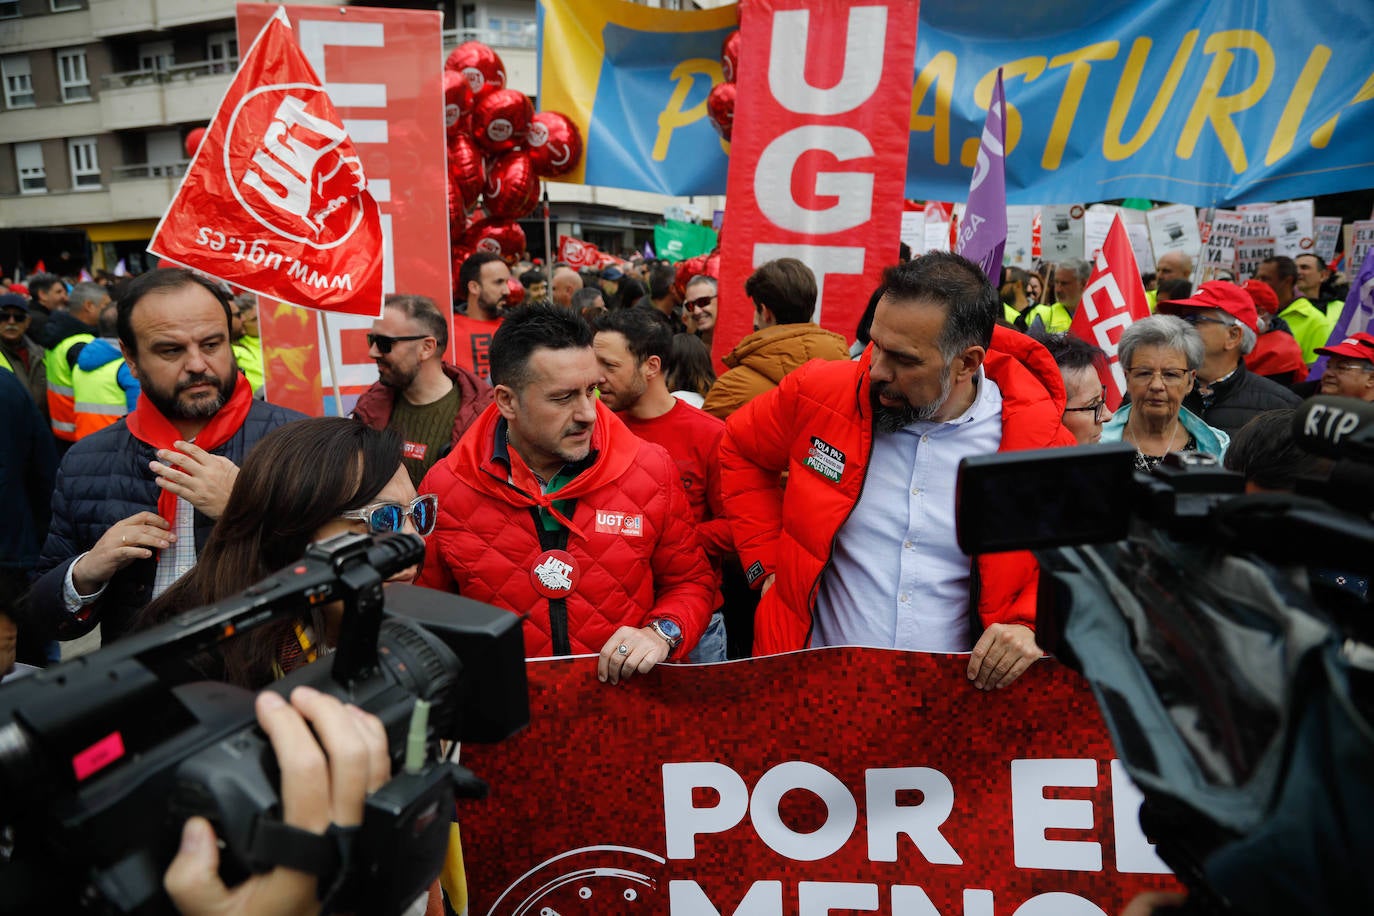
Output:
top-left (75, 337), bottom-right (140, 410)
top-left (1101, 403), bottom-right (1230, 460)
top-left (23, 399), bottom-right (304, 642)
top-left (0, 368), bottom-right (56, 572)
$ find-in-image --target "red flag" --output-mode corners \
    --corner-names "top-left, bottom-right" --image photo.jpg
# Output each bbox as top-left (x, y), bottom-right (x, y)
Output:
top-left (557, 235), bottom-right (601, 271)
top-left (148, 8), bottom-right (384, 317)
top-left (33, 260), bottom-right (45, 274)
top-left (1068, 215), bottom-right (1151, 410)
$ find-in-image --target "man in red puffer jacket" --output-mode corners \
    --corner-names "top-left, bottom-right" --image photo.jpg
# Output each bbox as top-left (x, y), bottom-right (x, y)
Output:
top-left (417, 302), bottom-right (713, 684)
top-left (719, 252), bottom-right (1078, 690)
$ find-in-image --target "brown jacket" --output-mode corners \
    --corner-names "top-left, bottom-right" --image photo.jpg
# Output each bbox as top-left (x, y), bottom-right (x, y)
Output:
top-left (702, 322), bottom-right (850, 419)
top-left (351, 361), bottom-right (493, 456)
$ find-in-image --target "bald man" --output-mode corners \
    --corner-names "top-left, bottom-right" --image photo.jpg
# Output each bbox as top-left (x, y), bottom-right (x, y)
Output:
top-left (551, 265), bottom-right (583, 310)
top-left (1149, 252), bottom-right (1194, 312)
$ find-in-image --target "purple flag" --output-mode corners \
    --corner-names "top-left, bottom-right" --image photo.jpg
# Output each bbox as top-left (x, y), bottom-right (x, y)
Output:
top-left (1310, 248), bottom-right (1374, 376)
top-left (643, 240), bottom-right (655, 260)
top-left (954, 68), bottom-right (1007, 283)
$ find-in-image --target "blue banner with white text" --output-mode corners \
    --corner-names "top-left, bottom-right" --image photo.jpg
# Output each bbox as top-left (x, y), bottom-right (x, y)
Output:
top-left (539, 0), bottom-right (1374, 207)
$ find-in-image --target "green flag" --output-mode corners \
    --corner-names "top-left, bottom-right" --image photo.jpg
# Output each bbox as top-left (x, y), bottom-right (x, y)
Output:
top-left (653, 220), bottom-right (718, 263)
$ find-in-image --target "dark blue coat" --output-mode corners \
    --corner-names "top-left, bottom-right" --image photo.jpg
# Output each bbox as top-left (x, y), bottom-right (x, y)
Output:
top-left (0, 368), bottom-right (56, 577)
top-left (25, 399), bottom-right (304, 642)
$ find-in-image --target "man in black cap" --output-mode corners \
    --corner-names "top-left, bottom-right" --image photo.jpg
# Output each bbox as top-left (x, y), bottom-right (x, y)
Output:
top-left (0, 292), bottom-right (48, 413)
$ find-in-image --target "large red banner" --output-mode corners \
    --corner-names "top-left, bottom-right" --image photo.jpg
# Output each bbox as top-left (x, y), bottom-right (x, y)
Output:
top-left (149, 9), bottom-right (386, 317)
top-left (1068, 216), bottom-right (1152, 411)
top-left (236, 3), bottom-right (447, 416)
top-left (460, 649), bottom-right (1180, 914)
top-left (713, 0), bottom-right (918, 367)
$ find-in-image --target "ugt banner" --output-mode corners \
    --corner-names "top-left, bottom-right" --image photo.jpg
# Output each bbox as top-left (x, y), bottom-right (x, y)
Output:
top-left (235, 3), bottom-right (447, 416)
top-left (542, 0), bottom-right (1374, 207)
top-left (460, 649), bottom-right (1180, 914)
top-left (149, 8), bottom-right (385, 316)
top-left (713, 0), bottom-right (918, 367)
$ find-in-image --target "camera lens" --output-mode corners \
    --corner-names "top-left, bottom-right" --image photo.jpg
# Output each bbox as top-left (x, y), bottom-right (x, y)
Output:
top-left (377, 619), bottom-right (461, 739)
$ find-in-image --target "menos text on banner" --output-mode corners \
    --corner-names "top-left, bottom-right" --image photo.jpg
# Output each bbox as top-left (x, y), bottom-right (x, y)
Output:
top-left (713, 0), bottom-right (920, 366)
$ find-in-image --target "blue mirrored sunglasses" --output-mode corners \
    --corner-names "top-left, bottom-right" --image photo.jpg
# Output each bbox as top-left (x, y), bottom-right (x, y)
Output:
top-left (340, 494), bottom-right (438, 537)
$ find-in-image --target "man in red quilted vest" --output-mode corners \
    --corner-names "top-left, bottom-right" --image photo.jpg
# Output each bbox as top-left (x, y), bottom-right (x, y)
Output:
top-left (719, 252), bottom-right (1078, 690)
top-left (417, 302), bottom-right (714, 684)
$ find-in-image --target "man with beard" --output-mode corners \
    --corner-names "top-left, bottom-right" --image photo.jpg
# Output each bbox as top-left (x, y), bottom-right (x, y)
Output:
top-left (417, 303), bottom-right (713, 683)
top-left (719, 252), bottom-right (1077, 689)
top-left (452, 251), bottom-right (511, 380)
top-left (352, 294), bottom-right (493, 487)
top-left (22, 268), bottom-right (304, 646)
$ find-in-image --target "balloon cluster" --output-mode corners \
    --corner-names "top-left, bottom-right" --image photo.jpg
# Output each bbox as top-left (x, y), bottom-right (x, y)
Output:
top-left (706, 30), bottom-right (740, 141)
top-left (444, 41), bottom-right (583, 276)
top-left (673, 250), bottom-right (721, 301)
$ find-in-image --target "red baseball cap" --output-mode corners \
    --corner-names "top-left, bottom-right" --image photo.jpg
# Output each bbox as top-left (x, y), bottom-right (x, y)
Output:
top-left (1157, 280), bottom-right (1258, 332)
top-left (1315, 331), bottom-right (1374, 363)
top-left (1242, 278), bottom-right (1279, 316)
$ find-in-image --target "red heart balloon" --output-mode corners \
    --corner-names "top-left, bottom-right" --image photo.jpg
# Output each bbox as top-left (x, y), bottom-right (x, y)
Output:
top-left (721, 30), bottom-right (741, 83)
top-left (506, 276), bottom-right (526, 307)
top-left (443, 41), bottom-right (506, 111)
top-left (706, 81), bottom-right (736, 141)
top-left (462, 217), bottom-right (526, 264)
top-left (448, 198), bottom-right (468, 236)
top-left (525, 111), bottom-right (584, 178)
top-left (470, 89), bottom-right (534, 155)
top-left (483, 152), bottom-right (540, 220)
top-left (184, 127), bottom-right (207, 159)
top-left (447, 132), bottom-right (485, 212)
top-left (443, 70), bottom-right (468, 139)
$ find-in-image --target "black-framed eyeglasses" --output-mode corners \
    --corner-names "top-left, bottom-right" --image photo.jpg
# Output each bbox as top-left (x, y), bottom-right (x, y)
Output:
top-left (0, 311), bottom-right (27, 324)
top-left (1064, 399), bottom-right (1109, 422)
top-left (367, 333), bottom-right (429, 354)
top-left (684, 295), bottom-right (716, 311)
top-left (1178, 313), bottom-right (1234, 328)
top-left (339, 494), bottom-right (438, 537)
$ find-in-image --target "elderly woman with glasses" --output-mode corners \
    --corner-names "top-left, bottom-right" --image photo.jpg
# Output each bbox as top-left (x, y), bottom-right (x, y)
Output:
top-left (135, 418), bottom-right (436, 687)
top-left (1101, 314), bottom-right (1229, 469)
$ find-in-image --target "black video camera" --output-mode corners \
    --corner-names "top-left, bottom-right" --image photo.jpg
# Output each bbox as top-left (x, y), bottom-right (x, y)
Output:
top-left (954, 397), bottom-right (1374, 915)
top-left (0, 532), bottom-right (529, 916)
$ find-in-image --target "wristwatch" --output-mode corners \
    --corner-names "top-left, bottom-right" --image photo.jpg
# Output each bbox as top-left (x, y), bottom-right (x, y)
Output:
top-left (647, 618), bottom-right (683, 656)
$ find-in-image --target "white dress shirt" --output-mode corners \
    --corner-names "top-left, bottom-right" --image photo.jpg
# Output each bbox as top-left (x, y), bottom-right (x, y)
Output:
top-left (813, 370), bottom-right (1004, 651)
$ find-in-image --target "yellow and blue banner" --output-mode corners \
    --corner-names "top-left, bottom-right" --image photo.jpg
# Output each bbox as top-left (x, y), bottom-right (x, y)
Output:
top-left (539, 0), bottom-right (1374, 207)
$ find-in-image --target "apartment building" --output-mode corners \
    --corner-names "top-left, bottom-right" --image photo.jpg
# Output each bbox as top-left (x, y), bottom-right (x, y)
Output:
top-left (0, 0), bottom-right (722, 277)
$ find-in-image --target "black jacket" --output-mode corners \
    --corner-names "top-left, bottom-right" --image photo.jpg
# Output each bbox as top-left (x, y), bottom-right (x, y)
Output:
top-left (0, 368), bottom-right (56, 575)
top-left (22, 399), bottom-right (304, 643)
top-left (1183, 361), bottom-right (1301, 438)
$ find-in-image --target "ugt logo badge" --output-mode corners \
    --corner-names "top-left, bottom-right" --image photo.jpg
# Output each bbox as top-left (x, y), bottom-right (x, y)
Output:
top-left (803, 437), bottom-right (845, 483)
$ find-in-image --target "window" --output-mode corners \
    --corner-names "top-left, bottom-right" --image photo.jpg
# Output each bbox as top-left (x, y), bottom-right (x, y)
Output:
top-left (51, 0), bottom-right (83, 10)
top-left (1, 54), bottom-right (34, 109)
top-left (0, 1), bottom-right (20, 20)
top-left (56, 48), bottom-right (91, 102)
top-left (138, 41), bottom-right (173, 74)
top-left (207, 32), bottom-right (238, 73)
top-left (15, 143), bottom-right (46, 194)
top-left (67, 136), bottom-right (100, 189)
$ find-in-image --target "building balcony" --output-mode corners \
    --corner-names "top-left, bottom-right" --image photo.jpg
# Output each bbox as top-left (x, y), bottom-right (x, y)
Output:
top-left (0, 8), bottom-right (93, 53)
top-left (0, 169), bottom-right (179, 229)
top-left (99, 61), bottom-right (233, 131)
top-left (0, 98), bottom-right (101, 145)
top-left (87, 0), bottom-right (325, 37)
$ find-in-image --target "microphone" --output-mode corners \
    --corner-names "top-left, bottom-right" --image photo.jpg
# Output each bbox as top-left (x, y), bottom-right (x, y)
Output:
top-left (1292, 396), bottom-right (1374, 463)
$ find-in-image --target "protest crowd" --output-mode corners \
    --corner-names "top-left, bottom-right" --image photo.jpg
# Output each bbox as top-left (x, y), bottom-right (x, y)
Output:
top-left (2, 5), bottom-right (1373, 915)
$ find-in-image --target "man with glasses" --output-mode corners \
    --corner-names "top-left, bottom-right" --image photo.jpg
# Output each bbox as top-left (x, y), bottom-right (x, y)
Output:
top-left (683, 275), bottom-right (719, 349)
top-left (0, 292), bottom-right (48, 415)
top-left (1158, 281), bottom-right (1299, 437)
top-left (352, 294), bottom-right (493, 488)
top-left (1315, 332), bottom-right (1374, 402)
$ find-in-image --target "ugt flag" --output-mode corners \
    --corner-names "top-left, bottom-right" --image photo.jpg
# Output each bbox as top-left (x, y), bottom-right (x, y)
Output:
top-left (149, 8), bottom-right (385, 317)
top-left (953, 68), bottom-right (1006, 283)
top-left (1069, 215), bottom-right (1151, 411)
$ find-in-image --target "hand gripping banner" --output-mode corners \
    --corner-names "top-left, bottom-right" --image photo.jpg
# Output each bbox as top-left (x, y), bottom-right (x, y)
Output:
top-left (149, 8), bottom-right (385, 317)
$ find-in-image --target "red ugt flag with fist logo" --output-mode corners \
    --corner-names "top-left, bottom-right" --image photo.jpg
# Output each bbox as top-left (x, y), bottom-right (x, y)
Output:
top-left (149, 8), bottom-right (384, 317)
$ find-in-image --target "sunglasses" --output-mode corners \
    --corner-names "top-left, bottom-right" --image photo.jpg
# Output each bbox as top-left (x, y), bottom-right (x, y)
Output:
top-left (339, 494), bottom-right (438, 537)
top-left (1, 311), bottom-right (27, 323)
top-left (684, 295), bottom-right (716, 311)
top-left (367, 333), bottom-right (429, 355)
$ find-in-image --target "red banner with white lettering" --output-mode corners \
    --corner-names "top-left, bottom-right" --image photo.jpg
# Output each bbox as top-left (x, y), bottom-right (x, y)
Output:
top-left (713, 0), bottom-right (918, 367)
top-left (459, 649), bottom-right (1180, 914)
top-left (558, 235), bottom-right (604, 271)
top-left (1068, 216), bottom-right (1152, 411)
top-left (149, 8), bottom-right (385, 317)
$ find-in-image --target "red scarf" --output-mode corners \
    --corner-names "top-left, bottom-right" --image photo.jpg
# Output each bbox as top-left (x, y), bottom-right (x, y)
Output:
top-left (125, 371), bottom-right (254, 524)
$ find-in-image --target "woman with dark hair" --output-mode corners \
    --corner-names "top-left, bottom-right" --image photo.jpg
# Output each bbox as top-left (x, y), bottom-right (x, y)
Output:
top-left (666, 332), bottom-right (717, 407)
top-left (136, 417), bottom-right (435, 687)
